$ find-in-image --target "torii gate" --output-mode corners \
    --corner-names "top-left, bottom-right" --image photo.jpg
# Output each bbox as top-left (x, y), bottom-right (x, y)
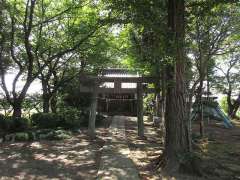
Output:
top-left (79, 74), bottom-right (157, 138)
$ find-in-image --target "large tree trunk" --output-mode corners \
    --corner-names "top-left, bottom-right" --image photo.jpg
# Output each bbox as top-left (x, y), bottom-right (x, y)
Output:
top-left (50, 94), bottom-right (57, 113)
top-left (197, 78), bottom-right (204, 137)
top-left (161, 66), bottom-right (166, 122)
top-left (227, 90), bottom-right (234, 117)
top-left (230, 94), bottom-right (240, 118)
top-left (42, 80), bottom-right (50, 113)
top-left (42, 94), bottom-right (50, 113)
top-left (12, 101), bottom-right (22, 118)
top-left (88, 84), bottom-right (98, 138)
top-left (159, 0), bottom-right (190, 172)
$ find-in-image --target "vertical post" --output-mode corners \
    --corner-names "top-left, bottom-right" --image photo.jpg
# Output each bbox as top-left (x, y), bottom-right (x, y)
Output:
top-left (88, 83), bottom-right (98, 138)
top-left (114, 80), bottom-right (121, 93)
top-left (137, 82), bottom-right (144, 137)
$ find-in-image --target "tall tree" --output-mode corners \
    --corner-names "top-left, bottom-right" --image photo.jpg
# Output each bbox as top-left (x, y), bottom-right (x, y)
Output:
top-left (0, 0), bottom-right (42, 117)
top-left (0, 0), bottom-right (100, 117)
top-left (214, 52), bottom-right (240, 118)
top-left (185, 2), bottom-right (240, 135)
top-left (159, 0), bottom-right (191, 172)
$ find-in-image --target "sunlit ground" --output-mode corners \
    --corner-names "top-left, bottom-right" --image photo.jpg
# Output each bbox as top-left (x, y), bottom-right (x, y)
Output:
top-left (0, 116), bottom-right (239, 180)
top-left (0, 123), bottom-right (109, 180)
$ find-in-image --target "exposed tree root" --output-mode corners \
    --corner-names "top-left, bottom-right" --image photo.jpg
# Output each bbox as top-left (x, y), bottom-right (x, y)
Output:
top-left (155, 151), bottom-right (204, 177)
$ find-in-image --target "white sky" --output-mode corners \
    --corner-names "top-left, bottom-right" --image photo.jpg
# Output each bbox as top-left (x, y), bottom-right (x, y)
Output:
top-left (0, 73), bottom-right (42, 95)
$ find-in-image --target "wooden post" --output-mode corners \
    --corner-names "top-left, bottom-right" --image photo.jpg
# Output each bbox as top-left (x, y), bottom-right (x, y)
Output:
top-left (137, 82), bottom-right (144, 137)
top-left (88, 83), bottom-right (98, 138)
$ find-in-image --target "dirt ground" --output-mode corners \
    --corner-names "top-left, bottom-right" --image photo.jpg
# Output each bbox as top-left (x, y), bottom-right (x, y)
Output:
top-left (125, 117), bottom-right (240, 180)
top-left (192, 119), bottom-right (240, 180)
top-left (0, 116), bottom-right (239, 180)
top-left (125, 117), bottom-right (163, 180)
top-left (0, 118), bottom-right (111, 180)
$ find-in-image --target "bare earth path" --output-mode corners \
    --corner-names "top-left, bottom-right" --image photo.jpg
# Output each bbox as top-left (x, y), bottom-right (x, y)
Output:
top-left (0, 121), bottom-right (110, 180)
top-left (97, 116), bottom-right (140, 180)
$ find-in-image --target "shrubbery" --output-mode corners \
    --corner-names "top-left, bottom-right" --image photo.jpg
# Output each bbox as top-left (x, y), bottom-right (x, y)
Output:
top-left (31, 113), bottom-right (61, 129)
top-left (31, 108), bottom-right (85, 129)
top-left (36, 129), bottom-right (72, 140)
top-left (3, 129), bottom-right (72, 142)
top-left (15, 132), bottom-right (30, 141)
top-left (0, 116), bottom-right (30, 133)
top-left (58, 107), bottom-right (82, 128)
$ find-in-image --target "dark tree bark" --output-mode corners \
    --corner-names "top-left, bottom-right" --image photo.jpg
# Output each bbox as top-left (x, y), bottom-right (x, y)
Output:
top-left (159, 0), bottom-right (191, 172)
top-left (196, 79), bottom-right (204, 137)
top-left (42, 79), bottom-right (51, 113)
top-left (230, 94), bottom-right (240, 118)
top-left (227, 90), bottom-right (234, 116)
top-left (12, 101), bottom-right (22, 118)
top-left (50, 94), bottom-right (57, 113)
top-left (42, 95), bottom-right (50, 113)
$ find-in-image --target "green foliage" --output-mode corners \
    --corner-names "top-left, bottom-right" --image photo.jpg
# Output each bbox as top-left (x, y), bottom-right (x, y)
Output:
top-left (13, 117), bottom-right (31, 132)
top-left (0, 114), bottom-right (7, 131)
top-left (31, 108), bottom-right (86, 129)
top-left (0, 98), bottom-right (11, 116)
top-left (31, 113), bottom-right (61, 129)
top-left (15, 132), bottom-right (29, 141)
top-left (58, 107), bottom-right (82, 128)
top-left (0, 114), bottom-right (4, 121)
top-left (219, 97), bottom-right (228, 114)
top-left (22, 94), bottom-right (42, 115)
top-left (36, 129), bottom-right (72, 140)
top-left (63, 91), bottom-right (92, 109)
top-left (143, 94), bottom-right (155, 114)
top-left (3, 129), bottom-right (72, 142)
top-left (0, 116), bottom-right (30, 133)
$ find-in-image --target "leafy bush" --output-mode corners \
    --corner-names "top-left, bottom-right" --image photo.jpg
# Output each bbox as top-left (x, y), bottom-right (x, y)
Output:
top-left (31, 113), bottom-right (61, 129)
top-left (3, 129), bottom-right (72, 142)
top-left (0, 114), bottom-right (6, 130)
top-left (58, 107), bottom-right (82, 128)
top-left (13, 117), bottom-right (30, 132)
top-left (31, 110), bottom-right (84, 129)
top-left (0, 116), bottom-right (30, 132)
top-left (36, 129), bottom-right (72, 140)
top-left (15, 132), bottom-right (29, 141)
top-left (143, 94), bottom-right (155, 114)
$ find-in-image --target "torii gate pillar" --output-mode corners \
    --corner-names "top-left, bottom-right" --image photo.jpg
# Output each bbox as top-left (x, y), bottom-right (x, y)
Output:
top-left (137, 82), bottom-right (144, 137)
top-left (88, 83), bottom-right (98, 138)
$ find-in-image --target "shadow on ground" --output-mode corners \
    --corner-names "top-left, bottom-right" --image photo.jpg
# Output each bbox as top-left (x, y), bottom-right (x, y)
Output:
top-left (0, 118), bottom-right (111, 180)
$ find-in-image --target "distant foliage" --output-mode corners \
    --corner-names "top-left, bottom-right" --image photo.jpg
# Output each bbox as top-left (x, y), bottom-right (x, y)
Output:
top-left (143, 94), bottom-right (155, 115)
top-left (219, 97), bottom-right (228, 114)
